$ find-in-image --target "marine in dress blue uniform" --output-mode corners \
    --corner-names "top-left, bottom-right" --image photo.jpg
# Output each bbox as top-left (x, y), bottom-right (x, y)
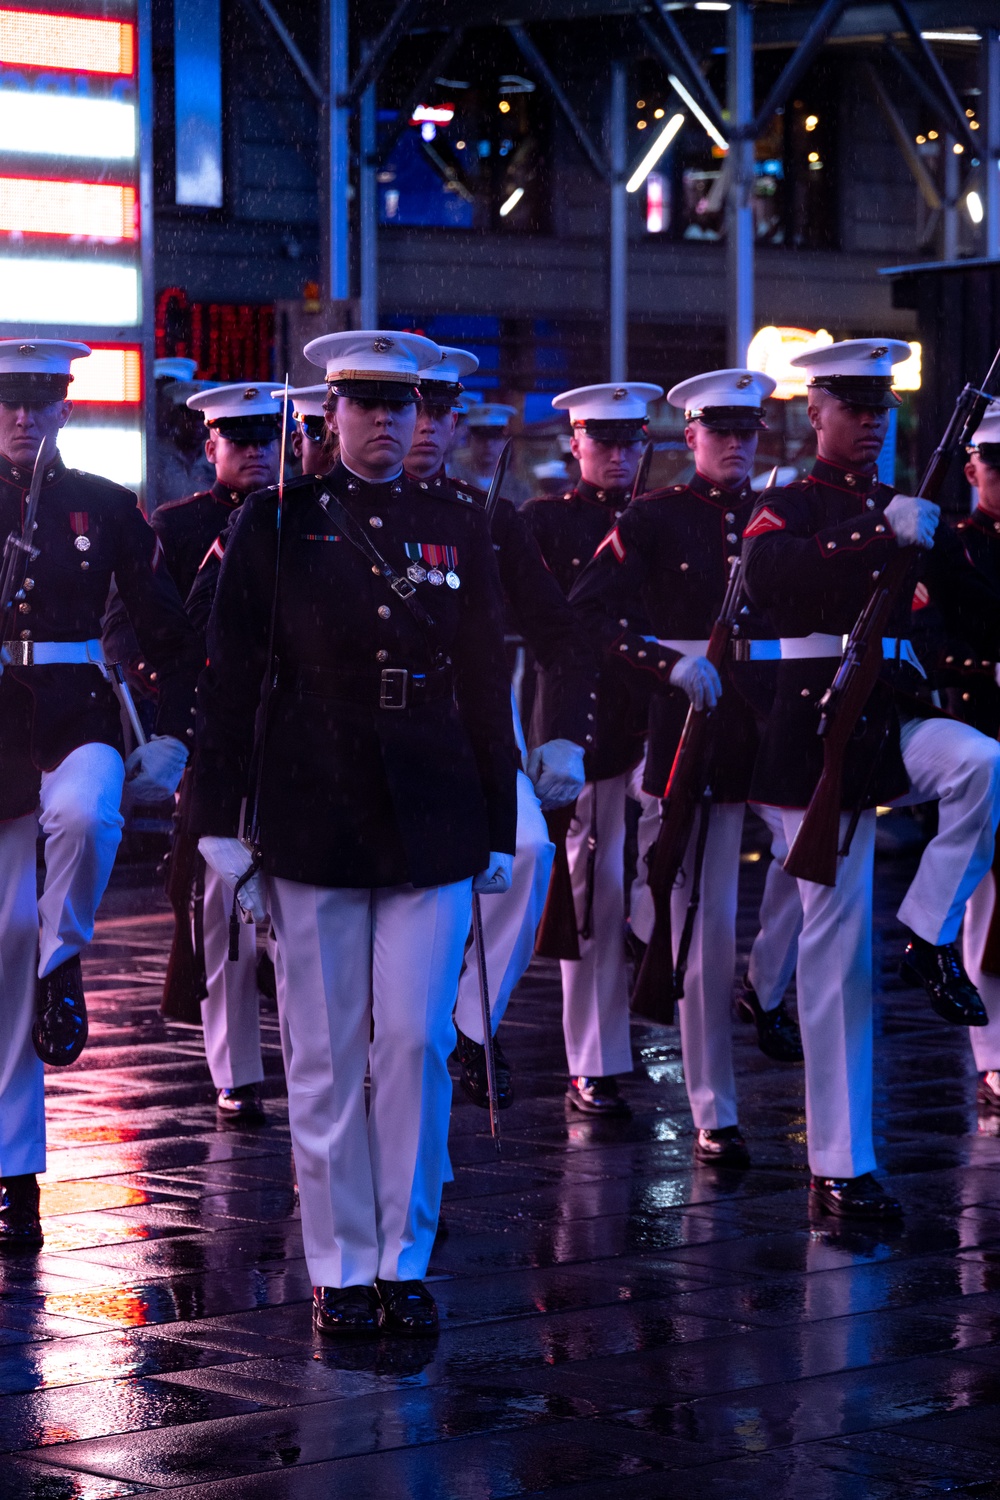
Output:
top-left (0, 339), bottom-right (201, 1248)
top-left (406, 347), bottom-right (592, 1109)
top-left (522, 380), bottom-right (663, 1116)
top-left (190, 330), bottom-right (518, 1337)
top-left (743, 338), bottom-right (1000, 1219)
top-left (571, 368), bottom-right (804, 1167)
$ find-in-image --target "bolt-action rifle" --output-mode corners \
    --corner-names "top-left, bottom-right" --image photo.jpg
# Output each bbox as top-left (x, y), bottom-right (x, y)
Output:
top-left (784, 347), bottom-right (1000, 887)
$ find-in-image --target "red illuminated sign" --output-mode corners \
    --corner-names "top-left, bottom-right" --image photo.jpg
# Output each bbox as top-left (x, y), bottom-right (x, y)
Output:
top-left (0, 7), bottom-right (134, 73)
top-left (70, 346), bottom-right (142, 403)
top-left (0, 178), bottom-right (137, 239)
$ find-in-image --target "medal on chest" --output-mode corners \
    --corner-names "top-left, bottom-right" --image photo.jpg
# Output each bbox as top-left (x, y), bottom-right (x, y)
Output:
top-left (405, 541), bottom-right (460, 588)
top-left (69, 512), bottom-right (90, 551)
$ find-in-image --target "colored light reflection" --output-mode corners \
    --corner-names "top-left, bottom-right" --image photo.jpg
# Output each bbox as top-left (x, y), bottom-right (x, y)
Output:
top-left (70, 347), bottom-right (142, 403)
top-left (0, 7), bottom-right (133, 73)
top-left (0, 257), bottom-right (139, 323)
top-left (0, 91), bottom-right (136, 159)
top-left (0, 177), bottom-right (137, 239)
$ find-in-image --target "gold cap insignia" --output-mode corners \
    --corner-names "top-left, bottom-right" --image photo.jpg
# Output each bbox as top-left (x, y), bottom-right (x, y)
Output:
top-left (871, 346), bottom-right (888, 359)
top-left (18, 344), bottom-right (35, 355)
top-left (612, 387), bottom-right (627, 400)
top-left (372, 336), bottom-right (394, 353)
top-left (736, 374), bottom-right (753, 388)
top-left (244, 387), bottom-right (259, 399)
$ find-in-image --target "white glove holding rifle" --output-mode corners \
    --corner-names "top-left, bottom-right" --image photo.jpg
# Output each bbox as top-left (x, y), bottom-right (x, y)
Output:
top-left (885, 493), bottom-right (939, 549)
top-left (124, 735), bottom-right (188, 801)
top-left (669, 655), bottom-right (721, 711)
top-left (473, 852), bottom-right (513, 895)
top-left (198, 836), bottom-right (268, 922)
top-left (526, 738), bottom-right (586, 809)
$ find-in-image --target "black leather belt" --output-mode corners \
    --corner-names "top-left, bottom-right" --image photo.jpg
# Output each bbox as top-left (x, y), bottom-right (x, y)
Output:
top-left (284, 662), bottom-right (453, 710)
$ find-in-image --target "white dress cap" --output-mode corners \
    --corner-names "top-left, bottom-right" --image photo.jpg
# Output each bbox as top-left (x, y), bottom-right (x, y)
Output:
top-left (464, 403), bottom-right (517, 428)
top-left (304, 329), bottom-right (440, 385)
top-left (418, 345), bottom-right (480, 383)
top-left (667, 367), bottom-right (776, 418)
top-left (788, 337), bottom-right (912, 379)
top-left (0, 338), bottom-right (91, 377)
top-left (552, 382), bottom-right (663, 425)
top-left (270, 384), bottom-right (328, 421)
top-left (154, 356), bottom-right (198, 383)
top-left (971, 399), bottom-right (1000, 449)
top-left (186, 382), bottom-right (284, 421)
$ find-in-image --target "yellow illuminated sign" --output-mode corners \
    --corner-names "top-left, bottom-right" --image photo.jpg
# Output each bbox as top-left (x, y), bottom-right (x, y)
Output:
top-left (747, 327), bottom-right (922, 398)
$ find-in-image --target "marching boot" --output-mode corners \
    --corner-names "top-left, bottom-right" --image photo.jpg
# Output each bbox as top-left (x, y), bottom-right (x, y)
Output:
top-left (376, 1279), bottom-right (439, 1336)
top-left (809, 1173), bottom-right (903, 1221)
top-left (694, 1126), bottom-right (751, 1168)
top-left (33, 955), bottom-right (88, 1066)
top-left (565, 1075), bottom-right (632, 1117)
top-left (454, 1027), bottom-right (514, 1110)
top-left (899, 935), bottom-right (988, 1026)
top-left (216, 1084), bottom-right (266, 1124)
top-left (0, 1174), bottom-right (43, 1250)
top-left (312, 1285), bottom-right (381, 1338)
top-left (736, 978), bottom-right (804, 1063)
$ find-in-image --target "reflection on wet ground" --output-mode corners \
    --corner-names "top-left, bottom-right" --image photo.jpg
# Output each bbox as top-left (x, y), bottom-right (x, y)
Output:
top-left (4, 852), bottom-right (1000, 1497)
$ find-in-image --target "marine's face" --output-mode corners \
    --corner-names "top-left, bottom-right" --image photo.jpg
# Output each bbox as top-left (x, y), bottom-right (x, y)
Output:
top-left (685, 423), bottom-right (758, 488)
top-left (205, 432), bottom-right (281, 494)
top-left (0, 399), bottom-right (71, 467)
top-left (329, 396), bottom-right (416, 480)
top-left (965, 450), bottom-right (1000, 516)
top-left (808, 389), bottom-right (889, 470)
top-left (571, 432), bottom-right (643, 492)
top-left (468, 430), bottom-right (506, 472)
top-left (293, 417), bottom-right (329, 476)
top-left (408, 403), bottom-right (458, 479)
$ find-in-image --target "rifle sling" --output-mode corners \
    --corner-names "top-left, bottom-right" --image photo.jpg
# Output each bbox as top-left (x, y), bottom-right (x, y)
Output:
top-left (324, 494), bottom-right (443, 649)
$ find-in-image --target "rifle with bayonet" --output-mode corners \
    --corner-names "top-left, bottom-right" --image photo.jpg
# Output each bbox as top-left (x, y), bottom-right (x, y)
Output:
top-left (0, 432), bottom-right (55, 644)
top-left (534, 440), bottom-right (654, 962)
top-left (784, 345), bottom-right (1000, 887)
top-left (630, 553), bottom-right (745, 1025)
top-left (160, 768), bottom-right (208, 1023)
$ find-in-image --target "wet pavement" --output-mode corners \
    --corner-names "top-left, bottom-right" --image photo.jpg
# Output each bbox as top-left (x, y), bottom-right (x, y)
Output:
top-left (5, 841), bottom-right (1000, 1498)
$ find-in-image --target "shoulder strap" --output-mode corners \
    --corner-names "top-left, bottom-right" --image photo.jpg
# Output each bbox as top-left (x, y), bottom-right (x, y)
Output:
top-left (322, 492), bottom-right (442, 639)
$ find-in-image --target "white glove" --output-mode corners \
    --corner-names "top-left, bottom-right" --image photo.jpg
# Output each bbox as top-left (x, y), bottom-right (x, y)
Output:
top-left (124, 734), bottom-right (188, 801)
top-left (526, 738), bottom-right (586, 809)
top-left (473, 851), bottom-right (513, 895)
top-left (884, 493), bottom-right (939, 549)
top-left (669, 655), bottom-right (721, 711)
top-left (198, 836), bottom-right (268, 922)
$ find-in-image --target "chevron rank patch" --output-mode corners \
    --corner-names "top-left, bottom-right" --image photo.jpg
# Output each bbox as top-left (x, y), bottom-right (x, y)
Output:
top-left (743, 506), bottom-right (786, 539)
top-left (595, 526), bottom-right (626, 562)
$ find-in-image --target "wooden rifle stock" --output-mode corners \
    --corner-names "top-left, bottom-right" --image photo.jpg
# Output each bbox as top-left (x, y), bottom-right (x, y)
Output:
top-left (534, 803), bottom-right (580, 960)
top-left (784, 362), bottom-right (1000, 887)
top-left (161, 769), bottom-right (207, 1024)
top-left (632, 557), bottom-right (744, 1024)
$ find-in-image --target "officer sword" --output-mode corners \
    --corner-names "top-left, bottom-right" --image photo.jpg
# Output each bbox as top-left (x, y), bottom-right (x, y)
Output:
top-left (472, 892), bottom-right (502, 1156)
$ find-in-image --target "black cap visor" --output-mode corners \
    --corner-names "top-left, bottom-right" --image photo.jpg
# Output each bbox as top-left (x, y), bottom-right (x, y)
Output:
top-left (687, 405), bottom-right (765, 432)
top-left (809, 376), bottom-right (900, 410)
top-left (328, 378), bottom-right (419, 405)
top-left (417, 379), bottom-right (463, 409)
top-left (0, 372), bottom-right (71, 406)
top-left (208, 415), bottom-right (282, 443)
top-left (576, 418), bottom-right (647, 443)
top-left (974, 441), bottom-right (1000, 469)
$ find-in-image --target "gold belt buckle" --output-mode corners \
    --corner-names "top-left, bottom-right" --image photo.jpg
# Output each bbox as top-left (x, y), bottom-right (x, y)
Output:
top-left (379, 667), bottom-right (408, 709)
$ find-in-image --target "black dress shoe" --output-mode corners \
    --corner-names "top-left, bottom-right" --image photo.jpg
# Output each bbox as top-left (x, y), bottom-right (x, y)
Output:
top-left (454, 1027), bottom-right (514, 1110)
top-left (809, 1172), bottom-right (903, 1220)
top-left (33, 955), bottom-right (88, 1066)
top-left (376, 1278), bottom-right (439, 1336)
top-left (0, 1175), bottom-right (43, 1250)
top-left (216, 1084), bottom-right (266, 1123)
top-left (979, 1070), bottom-right (1000, 1113)
top-left (899, 936), bottom-right (988, 1026)
top-left (736, 979), bottom-right (804, 1063)
top-left (312, 1285), bottom-right (381, 1338)
top-left (694, 1126), bottom-right (751, 1168)
top-left (565, 1075), bottom-right (632, 1117)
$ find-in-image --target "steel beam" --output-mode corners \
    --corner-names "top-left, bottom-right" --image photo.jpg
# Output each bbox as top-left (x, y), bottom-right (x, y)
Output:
top-left (509, 24), bottom-right (609, 182)
top-left (986, 28), bottom-right (1000, 258)
top-left (359, 68), bottom-right (378, 328)
top-left (609, 60), bottom-right (627, 381)
top-left (341, 0), bottom-right (422, 109)
top-left (726, 0), bottom-right (754, 367)
top-left (325, 0), bottom-right (350, 302)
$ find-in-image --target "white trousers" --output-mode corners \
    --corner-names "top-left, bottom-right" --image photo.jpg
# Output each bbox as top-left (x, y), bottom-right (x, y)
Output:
top-left (0, 742), bottom-right (125, 1178)
top-left (266, 876), bottom-right (471, 1288)
top-left (38, 742), bottom-right (124, 977)
top-left (963, 866), bottom-right (1000, 1070)
top-left (895, 716), bottom-right (1000, 945)
top-left (673, 803), bottom-right (746, 1130)
top-left (561, 773), bottom-right (632, 1077)
top-left (202, 864), bottom-right (263, 1090)
top-left (747, 802), bottom-right (803, 1010)
top-left (782, 808), bottom-right (877, 1179)
top-left (0, 814), bottom-right (46, 1177)
top-left (627, 765), bottom-right (660, 948)
top-left (454, 769), bottom-right (554, 1044)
